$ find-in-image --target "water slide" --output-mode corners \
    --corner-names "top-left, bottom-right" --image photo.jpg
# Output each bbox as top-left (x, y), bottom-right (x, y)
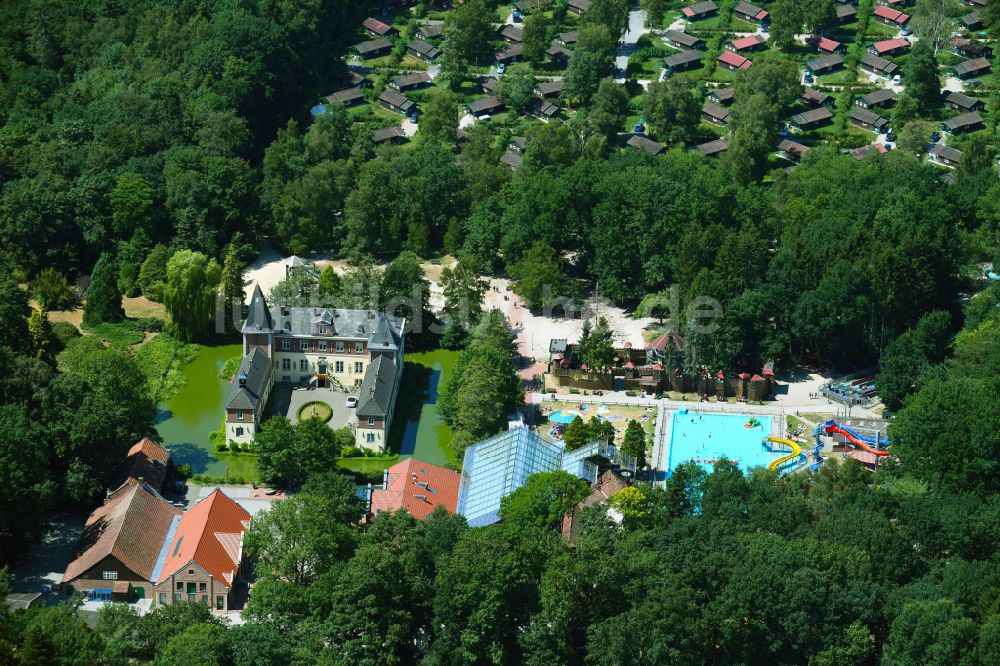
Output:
top-left (767, 437), bottom-right (803, 472)
top-left (823, 420), bottom-right (889, 457)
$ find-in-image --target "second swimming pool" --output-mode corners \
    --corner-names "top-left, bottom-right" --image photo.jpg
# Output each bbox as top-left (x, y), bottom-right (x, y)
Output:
top-left (666, 411), bottom-right (776, 474)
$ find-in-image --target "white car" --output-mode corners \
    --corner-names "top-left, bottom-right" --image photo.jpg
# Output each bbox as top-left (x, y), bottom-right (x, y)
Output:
top-left (892, 74), bottom-right (902, 85)
top-left (346, 396), bottom-right (358, 408)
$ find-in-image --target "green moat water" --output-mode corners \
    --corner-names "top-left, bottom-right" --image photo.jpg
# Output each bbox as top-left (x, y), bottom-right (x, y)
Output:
top-left (154, 342), bottom-right (253, 478)
top-left (155, 344), bottom-right (457, 479)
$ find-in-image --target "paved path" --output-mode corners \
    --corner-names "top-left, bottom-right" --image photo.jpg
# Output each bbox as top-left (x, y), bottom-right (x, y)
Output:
top-left (615, 9), bottom-right (649, 81)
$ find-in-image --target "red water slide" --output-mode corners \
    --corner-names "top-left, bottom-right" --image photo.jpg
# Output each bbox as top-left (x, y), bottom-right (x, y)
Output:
top-left (824, 420), bottom-right (889, 457)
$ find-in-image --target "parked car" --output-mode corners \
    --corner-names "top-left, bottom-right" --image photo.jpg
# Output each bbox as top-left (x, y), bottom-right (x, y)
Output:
top-left (886, 128), bottom-right (895, 142)
top-left (892, 74), bottom-right (901, 85)
top-left (869, 74), bottom-right (879, 84)
top-left (633, 120), bottom-right (645, 133)
top-left (804, 71), bottom-right (814, 83)
top-left (498, 62), bottom-right (506, 74)
top-left (900, 27), bottom-right (912, 36)
top-left (513, 10), bottom-right (521, 22)
top-left (930, 131), bottom-right (940, 143)
top-left (409, 111), bottom-right (418, 123)
top-left (346, 396), bottom-right (358, 408)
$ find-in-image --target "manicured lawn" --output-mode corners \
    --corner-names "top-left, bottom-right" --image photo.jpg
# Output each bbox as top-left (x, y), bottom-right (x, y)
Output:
top-left (388, 348), bottom-right (460, 467)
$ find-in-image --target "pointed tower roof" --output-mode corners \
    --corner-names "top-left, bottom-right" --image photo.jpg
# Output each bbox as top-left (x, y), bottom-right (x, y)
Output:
top-left (368, 313), bottom-right (401, 351)
top-left (242, 284), bottom-right (274, 334)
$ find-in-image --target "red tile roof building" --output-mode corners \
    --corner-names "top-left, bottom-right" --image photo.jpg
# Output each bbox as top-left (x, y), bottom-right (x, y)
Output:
top-left (116, 437), bottom-right (171, 491)
top-left (369, 458), bottom-right (461, 519)
top-left (62, 482), bottom-right (182, 600)
top-left (152, 489), bottom-right (250, 611)
top-left (873, 6), bottom-right (910, 26)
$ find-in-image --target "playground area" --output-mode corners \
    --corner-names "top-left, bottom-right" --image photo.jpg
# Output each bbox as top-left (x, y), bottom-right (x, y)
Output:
top-left (822, 369), bottom-right (879, 407)
top-left (539, 400), bottom-right (655, 448)
top-left (665, 411), bottom-right (795, 475)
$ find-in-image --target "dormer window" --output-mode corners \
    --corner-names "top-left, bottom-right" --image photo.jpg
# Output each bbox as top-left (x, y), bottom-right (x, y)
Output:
top-left (319, 326), bottom-right (328, 334)
top-left (368, 417), bottom-right (375, 426)
top-left (237, 411), bottom-right (244, 420)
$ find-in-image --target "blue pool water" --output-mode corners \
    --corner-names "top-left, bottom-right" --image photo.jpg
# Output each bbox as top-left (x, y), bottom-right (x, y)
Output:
top-left (666, 411), bottom-right (776, 474)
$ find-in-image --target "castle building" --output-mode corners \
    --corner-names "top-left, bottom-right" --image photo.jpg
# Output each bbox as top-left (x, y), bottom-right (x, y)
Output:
top-left (225, 285), bottom-right (405, 452)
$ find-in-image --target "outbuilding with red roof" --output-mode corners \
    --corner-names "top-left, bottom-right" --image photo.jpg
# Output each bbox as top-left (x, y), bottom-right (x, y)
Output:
top-left (718, 50), bottom-right (752, 71)
top-left (152, 489), bottom-right (250, 611)
top-left (369, 458), bottom-right (461, 519)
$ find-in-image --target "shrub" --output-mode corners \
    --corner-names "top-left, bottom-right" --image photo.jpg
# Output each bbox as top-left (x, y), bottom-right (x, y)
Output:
top-left (216, 442), bottom-right (229, 452)
top-left (51, 321), bottom-right (81, 345)
top-left (340, 447), bottom-right (363, 458)
top-left (33, 268), bottom-right (78, 310)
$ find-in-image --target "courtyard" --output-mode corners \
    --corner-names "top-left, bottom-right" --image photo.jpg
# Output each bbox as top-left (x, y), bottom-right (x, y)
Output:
top-left (273, 383), bottom-right (357, 431)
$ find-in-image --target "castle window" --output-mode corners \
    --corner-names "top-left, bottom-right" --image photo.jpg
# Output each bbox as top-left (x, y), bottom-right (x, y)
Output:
top-left (319, 326), bottom-right (327, 334)
top-left (300, 340), bottom-right (308, 351)
top-left (335, 361), bottom-right (344, 373)
top-left (282, 359), bottom-right (291, 371)
top-left (355, 362), bottom-right (364, 373)
top-left (282, 340), bottom-right (291, 350)
top-left (336, 341), bottom-right (345, 352)
top-left (237, 411), bottom-right (244, 420)
top-left (235, 427), bottom-right (244, 437)
top-left (299, 359), bottom-right (308, 371)
top-left (368, 417), bottom-right (375, 426)
top-left (319, 341), bottom-right (327, 351)
top-left (355, 342), bottom-right (364, 353)
top-left (102, 571), bottom-right (118, 580)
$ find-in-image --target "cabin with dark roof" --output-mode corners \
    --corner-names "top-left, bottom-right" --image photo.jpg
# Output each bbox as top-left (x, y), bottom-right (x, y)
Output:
top-left (546, 44), bottom-right (572, 65)
top-left (734, 2), bottom-right (769, 26)
top-left (500, 150), bottom-right (524, 169)
top-left (416, 24), bottom-right (443, 40)
top-left (372, 126), bottom-right (407, 145)
top-left (627, 135), bottom-right (665, 155)
top-left (665, 31), bottom-right (705, 50)
top-left (708, 87), bottom-right (734, 105)
top-left (534, 80), bottom-right (564, 97)
top-left (499, 25), bottom-right (523, 43)
top-left (389, 72), bottom-right (433, 92)
top-left (567, 0), bottom-right (590, 15)
top-left (681, 1), bottom-right (718, 21)
top-left (556, 31), bottom-right (577, 45)
top-left (860, 53), bottom-right (898, 77)
top-left (527, 97), bottom-right (560, 120)
top-left (701, 102), bottom-right (730, 125)
top-left (778, 139), bottom-right (810, 162)
top-left (693, 138), bottom-right (728, 157)
top-left (807, 53), bottom-right (845, 75)
top-left (944, 90), bottom-right (985, 113)
top-left (800, 88), bottom-right (834, 108)
top-left (856, 88), bottom-right (897, 109)
top-left (352, 38), bottom-right (392, 59)
top-left (836, 4), bottom-right (857, 22)
top-left (407, 39), bottom-right (440, 61)
top-left (379, 89), bottom-right (416, 115)
top-left (496, 43), bottom-right (523, 64)
top-left (942, 111), bottom-right (984, 134)
top-left (930, 144), bottom-right (962, 167)
top-left (850, 107), bottom-right (888, 132)
top-left (664, 49), bottom-right (703, 72)
top-left (953, 57), bottom-right (990, 80)
top-left (960, 12), bottom-right (982, 30)
top-left (952, 38), bottom-right (992, 59)
top-left (467, 96), bottom-right (506, 116)
top-left (790, 107), bottom-right (834, 131)
top-left (325, 87), bottom-right (365, 108)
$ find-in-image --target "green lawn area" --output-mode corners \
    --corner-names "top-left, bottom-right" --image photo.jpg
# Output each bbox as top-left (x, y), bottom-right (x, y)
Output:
top-left (387, 348), bottom-right (461, 468)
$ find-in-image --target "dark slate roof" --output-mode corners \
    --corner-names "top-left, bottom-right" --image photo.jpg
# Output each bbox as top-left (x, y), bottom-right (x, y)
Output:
top-left (665, 49), bottom-right (703, 68)
top-left (930, 144), bottom-right (963, 163)
top-left (850, 107), bottom-right (887, 128)
top-left (861, 53), bottom-right (897, 74)
top-left (500, 150), bottom-right (524, 168)
top-left (380, 89), bottom-right (416, 112)
top-left (243, 284), bottom-right (274, 334)
top-left (858, 88), bottom-right (897, 106)
top-left (372, 126), bottom-right (406, 143)
top-left (226, 347), bottom-right (271, 411)
top-left (353, 38), bottom-right (392, 55)
top-left (626, 135), bottom-right (665, 155)
top-left (369, 312), bottom-right (402, 351)
top-left (357, 355), bottom-right (397, 418)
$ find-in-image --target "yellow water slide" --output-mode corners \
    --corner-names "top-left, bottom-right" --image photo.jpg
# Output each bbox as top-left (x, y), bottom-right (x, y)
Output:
top-left (767, 437), bottom-right (802, 472)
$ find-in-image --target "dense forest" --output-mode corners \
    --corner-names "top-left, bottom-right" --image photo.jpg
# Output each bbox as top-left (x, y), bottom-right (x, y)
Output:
top-left (1, 0), bottom-right (1000, 663)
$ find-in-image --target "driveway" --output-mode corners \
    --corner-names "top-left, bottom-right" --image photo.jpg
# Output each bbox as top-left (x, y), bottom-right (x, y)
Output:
top-left (8, 510), bottom-right (88, 594)
top-left (616, 9), bottom-right (649, 81)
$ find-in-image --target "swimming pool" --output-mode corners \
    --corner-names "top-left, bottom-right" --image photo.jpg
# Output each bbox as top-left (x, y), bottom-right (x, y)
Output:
top-left (666, 411), bottom-right (776, 474)
top-left (549, 410), bottom-right (583, 424)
